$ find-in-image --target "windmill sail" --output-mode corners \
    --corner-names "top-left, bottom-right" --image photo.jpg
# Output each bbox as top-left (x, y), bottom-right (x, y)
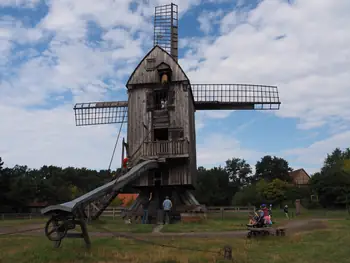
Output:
top-left (188, 84), bottom-right (281, 110)
top-left (154, 3), bottom-right (178, 61)
top-left (73, 101), bottom-right (128, 126)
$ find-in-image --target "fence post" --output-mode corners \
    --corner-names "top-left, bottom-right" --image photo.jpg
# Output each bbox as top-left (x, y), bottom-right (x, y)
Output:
top-left (221, 208), bottom-right (224, 220)
top-left (29, 213), bottom-right (32, 220)
top-left (113, 208), bottom-right (115, 220)
top-left (1, 214), bottom-right (4, 220)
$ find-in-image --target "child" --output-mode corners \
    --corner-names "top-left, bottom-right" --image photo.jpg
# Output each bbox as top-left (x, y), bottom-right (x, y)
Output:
top-left (248, 212), bottom-right (257, 225)
top-left (261, 204), bottom-right (272, 225)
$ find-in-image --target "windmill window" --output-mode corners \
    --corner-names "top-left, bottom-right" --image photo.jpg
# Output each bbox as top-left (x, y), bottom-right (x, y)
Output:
top-left (161, 73), bottom-right (169, 84)
top-left (146, 58), bottom-right (156, 71)
top-left (154, 128), bottom-right (168, 141)
top-left (153, 89), bottom-right (168, 110)
top-left (169, 128), bottom-right (184, 140)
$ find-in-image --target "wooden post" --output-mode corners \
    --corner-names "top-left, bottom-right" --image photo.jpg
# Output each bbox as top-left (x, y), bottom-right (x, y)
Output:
top-left (121, 138), bottom-right (125, 168)
top-left (87, 204), bottom-right (90, 222)
top-left (295, 199), bottom-right (301, 215)
top-left (220, 208), bottom-right (224, 220)
top-left (223, 245), bottom-right (232, 260)
top-left (113, 208), bottom-right (115, 220)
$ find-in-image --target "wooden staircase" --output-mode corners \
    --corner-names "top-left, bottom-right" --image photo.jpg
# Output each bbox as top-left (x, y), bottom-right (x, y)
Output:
top-left (152, 110), bottom-right (169, 128)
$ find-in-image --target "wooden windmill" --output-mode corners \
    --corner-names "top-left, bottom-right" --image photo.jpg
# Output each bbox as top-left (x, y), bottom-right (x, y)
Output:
top-left (74, 3), bottom-right (281, 222)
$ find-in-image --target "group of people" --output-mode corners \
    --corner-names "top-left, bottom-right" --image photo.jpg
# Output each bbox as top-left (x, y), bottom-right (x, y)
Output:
top-left (141, 192), bottom-right (173, 224)
top-left (249, 204), bottom-right (290, 226)
top-left (249, 204), bottom-right (273, 226)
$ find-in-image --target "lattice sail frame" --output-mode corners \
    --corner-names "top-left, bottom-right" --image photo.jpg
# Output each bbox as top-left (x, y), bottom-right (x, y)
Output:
top-left (187, 84), bottom-right (281, 110)
top-left (154, 3), bottom-right (178, 60)
top-left (74, 101), bottom-right (128, 126)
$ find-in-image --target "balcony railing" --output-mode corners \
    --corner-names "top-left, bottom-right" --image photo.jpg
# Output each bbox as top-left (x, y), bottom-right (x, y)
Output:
top-left (142, 139), bottom-right (189, 157)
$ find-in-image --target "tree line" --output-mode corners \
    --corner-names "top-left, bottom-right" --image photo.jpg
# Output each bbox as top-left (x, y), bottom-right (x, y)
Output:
top-left (0, 147), bottom-right (349, 212)
top-left (195, 148), bottom-right (350, 210)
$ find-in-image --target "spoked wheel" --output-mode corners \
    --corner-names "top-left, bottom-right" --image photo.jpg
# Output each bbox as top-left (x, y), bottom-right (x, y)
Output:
top-left (45, 216), bottom-right (68, 242)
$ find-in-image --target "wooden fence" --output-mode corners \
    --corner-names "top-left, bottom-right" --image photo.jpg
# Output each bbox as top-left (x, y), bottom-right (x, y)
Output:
top-left (99, 206), bottom-right (255, 220)
top-left (0, 213), bottom-right (44, 220)
top-left (0, 206), bottom-right (255, 221)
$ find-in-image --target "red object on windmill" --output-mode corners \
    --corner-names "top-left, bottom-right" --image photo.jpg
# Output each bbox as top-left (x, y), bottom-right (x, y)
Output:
top-left (122, 157), bottom-right (129, 169)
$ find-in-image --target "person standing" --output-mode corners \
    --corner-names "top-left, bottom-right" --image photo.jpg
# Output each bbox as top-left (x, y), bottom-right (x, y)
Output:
top-left (269, 204), bottom-right (273, 223)
top-left (162, 196), bottom-right (172, 224)
top-left (284, 205), bottom-right (289, 219)
top-left (142, 192), bottom-right (152, 224)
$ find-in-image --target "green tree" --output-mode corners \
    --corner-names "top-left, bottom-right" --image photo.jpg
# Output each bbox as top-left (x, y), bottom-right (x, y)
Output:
top-left (0, 157), bottom-right (3, 171)
top-left (310, 148), bottom-right (350, 208)
top-left (256, 178), bottom-right (291, 206)
top-left (225, 158), bottom-right (252, 188)
top-left (232, 184), bottom-right (261, 206)
top-left (195, 166), bottom-right (234, 206)
top-left (254, 155), bottom-right (293, 182)
top-left (110, 197), bottom-right (123, 207)
top-left (321, 148), bottom-right (350, 174)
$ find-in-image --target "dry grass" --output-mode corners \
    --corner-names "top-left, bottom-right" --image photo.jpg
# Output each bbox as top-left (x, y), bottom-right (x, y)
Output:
top-left (0, 219), bottom-right (349, 263)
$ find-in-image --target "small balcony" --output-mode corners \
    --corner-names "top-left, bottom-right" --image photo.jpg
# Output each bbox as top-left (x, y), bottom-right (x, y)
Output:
top-left (141, 139), bottom-right (189, 159)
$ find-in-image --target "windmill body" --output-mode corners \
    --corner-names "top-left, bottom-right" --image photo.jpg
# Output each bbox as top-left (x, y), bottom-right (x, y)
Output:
top-left (40, 3), bottom-right (281, 249)
top-left (73, 3), bottom-right (281, 222)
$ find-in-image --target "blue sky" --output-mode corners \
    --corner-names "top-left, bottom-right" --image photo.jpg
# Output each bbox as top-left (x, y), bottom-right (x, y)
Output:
top-left (0, 0), bottom-right (350, 175)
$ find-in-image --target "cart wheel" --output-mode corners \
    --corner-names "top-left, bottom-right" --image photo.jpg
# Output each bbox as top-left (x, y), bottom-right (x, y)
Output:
top-left (45, 216), bottom-right (67, 242)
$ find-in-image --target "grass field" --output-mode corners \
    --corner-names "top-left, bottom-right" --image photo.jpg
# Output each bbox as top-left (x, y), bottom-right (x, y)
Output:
top-left (0, 219), bottom-right (349, 263)
top-left (162, 207), bottom-right (349, 233)
top-left (1, 208), bottom-right (348, 234)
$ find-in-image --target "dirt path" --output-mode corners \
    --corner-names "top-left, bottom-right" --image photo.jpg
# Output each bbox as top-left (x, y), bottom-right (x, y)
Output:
top-left (0, 218), bottom-right (330, 239)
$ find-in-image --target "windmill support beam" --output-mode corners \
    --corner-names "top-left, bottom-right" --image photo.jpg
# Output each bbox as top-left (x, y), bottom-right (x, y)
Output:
top-left (188, 84), bottom-right (281, 110)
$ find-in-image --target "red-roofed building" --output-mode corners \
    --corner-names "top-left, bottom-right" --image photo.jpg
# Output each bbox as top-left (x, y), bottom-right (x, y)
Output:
top-left (117, 193), bottom-right (139, 207)
top-left (289, 168), bottom-right (310, 187)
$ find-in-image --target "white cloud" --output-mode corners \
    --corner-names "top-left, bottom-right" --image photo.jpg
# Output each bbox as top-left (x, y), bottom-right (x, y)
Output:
top-left (220, 9), bottom-right (248, 34)
top-left (197, 133), bottom-right (264, 168)
top-left (283, 130), bottom-right (350, 173)
top-left (1, 0), bottom-right (350, 177)
top-left (0, 104), bottom-right (126, 170)
top-left (0, 0), bottom-right (40, 8)
top-left (0, 16), bottom-right (45, 66)
top-left (197, 9), bottom-right (223, 34)
top-left (0, 0), bottom-right (204, 170)
top-left (183, 0), bottom-right (350, 132)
